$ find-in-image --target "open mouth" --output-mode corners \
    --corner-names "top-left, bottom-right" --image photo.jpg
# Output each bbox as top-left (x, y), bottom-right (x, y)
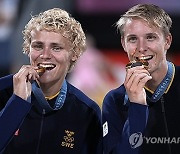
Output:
top-left (37, 63), bottom-right (56, 71)
top-left (126, 55), bottom-right (153, 69)
top-left (136, 55), bottom-right (153, 61)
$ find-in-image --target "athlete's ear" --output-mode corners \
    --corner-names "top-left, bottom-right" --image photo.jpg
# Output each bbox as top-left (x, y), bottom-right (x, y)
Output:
top-left (121, 36), bottom-right (127, 53)
top-left (165, 33), bottom-right (172, 50)
top-left (71, 52), bottom-right (78, 62)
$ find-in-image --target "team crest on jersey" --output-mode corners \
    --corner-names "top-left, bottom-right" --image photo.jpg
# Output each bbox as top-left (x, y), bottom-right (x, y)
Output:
top-left (103, 121), bottom-right (108, 137)
top-left (61, 130), bottom-right (75, 148)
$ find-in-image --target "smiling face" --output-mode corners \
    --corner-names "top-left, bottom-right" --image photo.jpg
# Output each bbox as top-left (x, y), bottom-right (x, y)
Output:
top-left (29, 30), bottom-right (76, 86)
top-left (121, 18), bottom-right (172, 74)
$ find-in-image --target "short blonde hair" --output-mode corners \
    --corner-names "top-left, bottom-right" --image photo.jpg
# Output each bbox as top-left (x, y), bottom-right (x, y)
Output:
top-left (116, 4), bottom-right (172, 37)
top-left (23, 8), bottom-right (86, 70)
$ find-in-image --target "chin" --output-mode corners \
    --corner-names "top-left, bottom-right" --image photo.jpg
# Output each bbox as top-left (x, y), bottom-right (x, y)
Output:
top-left (38, 76), bottom-right (51, 83)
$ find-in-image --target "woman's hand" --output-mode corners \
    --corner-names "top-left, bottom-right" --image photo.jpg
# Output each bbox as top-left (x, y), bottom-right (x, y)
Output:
top-left (13, 65), bottom-right (39, 100)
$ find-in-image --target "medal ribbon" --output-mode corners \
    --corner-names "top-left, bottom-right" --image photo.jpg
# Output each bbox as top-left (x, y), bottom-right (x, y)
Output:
top-left (146, 61), bottom-right (174, 102)
top-left (32, 80), bottom-right (67, 113)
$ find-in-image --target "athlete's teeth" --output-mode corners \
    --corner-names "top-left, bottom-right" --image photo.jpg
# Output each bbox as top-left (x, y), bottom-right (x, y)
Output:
top-left (39, 64), bottom-right (54, 68)
top-left (139, 56), bottom-right (151, 60)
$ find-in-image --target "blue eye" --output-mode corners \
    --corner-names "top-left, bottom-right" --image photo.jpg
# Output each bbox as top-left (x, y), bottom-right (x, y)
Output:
top-left (147, 34), bottom-right (156, 41)
top-left (31, 44), bottom-right (43, 51)
top-left (52, 46), bottom-right (63, 52)
top-left (128, 36), bottom-right (137, 43)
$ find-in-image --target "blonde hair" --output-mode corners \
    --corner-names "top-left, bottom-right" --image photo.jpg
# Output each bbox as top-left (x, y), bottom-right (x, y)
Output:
top-left (23, 8), bottom-right (86, 71)
top-left (116, 4), bottom-right (172, 37)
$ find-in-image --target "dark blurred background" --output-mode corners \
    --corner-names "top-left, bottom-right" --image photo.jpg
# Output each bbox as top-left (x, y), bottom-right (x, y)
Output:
top-left (0, 0), bottom-right (180, 106)
top-left (75, 0), bottom-right (180, 51)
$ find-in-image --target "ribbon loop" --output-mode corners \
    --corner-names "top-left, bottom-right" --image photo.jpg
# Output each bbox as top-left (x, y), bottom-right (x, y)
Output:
top-left (32, 80), bottom-right (67, 113)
